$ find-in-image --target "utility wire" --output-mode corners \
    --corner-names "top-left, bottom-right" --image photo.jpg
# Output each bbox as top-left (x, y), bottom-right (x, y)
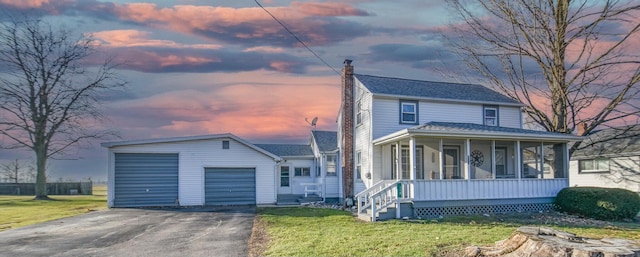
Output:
top-left (254, 0), bottom-right (341, 75)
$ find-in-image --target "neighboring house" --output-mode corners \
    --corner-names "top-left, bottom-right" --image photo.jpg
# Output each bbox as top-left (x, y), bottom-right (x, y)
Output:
top-left (101, 131), bottom-right (342, 207)
top-left (569, 126), bottom-right (640, 193)
top-left (337, 60), bottom-right (581, 221)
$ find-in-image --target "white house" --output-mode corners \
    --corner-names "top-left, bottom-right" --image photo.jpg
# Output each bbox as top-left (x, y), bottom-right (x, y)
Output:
top-left (336, 60), bottom-right (581, 221)
top-left (103, 60), bottom-right (583, 221)
top-left (569, 126), bottom-right (640, 193)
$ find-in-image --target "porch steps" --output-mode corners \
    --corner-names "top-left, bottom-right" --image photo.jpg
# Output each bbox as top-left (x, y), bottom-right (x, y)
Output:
top-left (358, 206), bottom-right (397, 221)
top-left (276, 194), bottom-right (323, 206)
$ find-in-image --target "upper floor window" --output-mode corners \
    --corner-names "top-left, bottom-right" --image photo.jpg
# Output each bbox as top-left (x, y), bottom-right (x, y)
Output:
top-left (484, 106), bottom-right (498, 126)
top-left (356, 100), bottom-right (362, 125)
top-left (222, 140), bottom-right (230, 149)
top-left (326, 155), bottom-right (337, 176)
top-left (578, 158), bottom-right (609, 173)
top-left (400, 100), bottom-right (418, 124)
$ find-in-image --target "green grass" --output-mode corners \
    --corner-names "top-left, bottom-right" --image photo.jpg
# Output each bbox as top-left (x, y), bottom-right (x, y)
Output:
top-left (0, 185), bottom-right (107, 231)
top-left (257, 207), bottom-right (640, 257)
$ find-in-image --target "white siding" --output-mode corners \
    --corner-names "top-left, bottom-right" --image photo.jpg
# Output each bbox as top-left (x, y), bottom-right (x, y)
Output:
top-left (280, 158), bottom-right (315, 194)
top-left (499, 106), bottom-right (522, 128)
top-left (569, 156), bottom-right (640, 193)
top-left (107, 138), bottom-right (277, 206)
top-left (355, 80), bottom-right (374, 187)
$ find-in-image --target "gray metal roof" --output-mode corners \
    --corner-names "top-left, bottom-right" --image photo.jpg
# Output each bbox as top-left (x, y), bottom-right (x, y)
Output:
top-left (374, 121), bottom-right (581, 145)
top-left (572, 125), bottom-right (640, 159)
top-left (101, 133), bottom-right (282, 161)
top-left (355, 74), bottom-right (521, 105)
top-left (414, 122), bottom-right (574, 136)
top-left (311, 130), bottom-right (338, 152)
top-left (255, 144), bottom-right (313, 157)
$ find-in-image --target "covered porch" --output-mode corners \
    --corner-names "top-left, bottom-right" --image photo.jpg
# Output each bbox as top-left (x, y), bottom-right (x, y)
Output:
top-left (356, 122), bottom-right (581, 221)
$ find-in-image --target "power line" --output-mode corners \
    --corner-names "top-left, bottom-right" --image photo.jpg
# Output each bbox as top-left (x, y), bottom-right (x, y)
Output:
top-left (253, 0), bottom-right (341, 75)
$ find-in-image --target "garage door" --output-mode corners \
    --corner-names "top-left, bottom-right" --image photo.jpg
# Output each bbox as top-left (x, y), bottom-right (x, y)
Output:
top-left (205, 168), bottom-right (256, 205)
top-left (114, 153), bottom-right (179, 207)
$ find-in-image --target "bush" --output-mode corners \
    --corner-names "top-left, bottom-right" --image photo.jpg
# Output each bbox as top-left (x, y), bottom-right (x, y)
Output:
top-left (555, 187), bottom-right (640, 221)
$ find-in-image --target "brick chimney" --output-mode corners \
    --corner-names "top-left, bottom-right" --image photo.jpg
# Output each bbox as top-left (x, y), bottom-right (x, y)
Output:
top-left (341, 59), bottom-right (354, 200)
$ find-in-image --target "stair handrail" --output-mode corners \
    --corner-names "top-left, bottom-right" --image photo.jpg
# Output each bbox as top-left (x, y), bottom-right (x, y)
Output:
top-left (355, 180), bottom-right (394, 214)
top-left (363, 180), bottom-right (413, 222)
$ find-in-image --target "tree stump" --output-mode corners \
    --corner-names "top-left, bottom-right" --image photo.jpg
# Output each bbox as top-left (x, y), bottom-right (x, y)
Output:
top-left (465, 226), bottom-right (640, 257)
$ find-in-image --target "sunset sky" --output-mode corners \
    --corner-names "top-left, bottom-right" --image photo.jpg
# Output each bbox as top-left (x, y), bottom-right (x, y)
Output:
top-left (0, 0), bottom-right (637, 181)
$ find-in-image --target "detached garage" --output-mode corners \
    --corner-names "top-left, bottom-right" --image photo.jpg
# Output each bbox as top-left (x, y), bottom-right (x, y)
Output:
top-left (102, 134), bottom-right (281, 208)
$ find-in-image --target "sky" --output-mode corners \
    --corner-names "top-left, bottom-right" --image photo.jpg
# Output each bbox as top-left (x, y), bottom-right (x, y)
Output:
top-left (0, 0), bottom-right (637, 182)
top-left (0, 0), bottom-right (459, 181)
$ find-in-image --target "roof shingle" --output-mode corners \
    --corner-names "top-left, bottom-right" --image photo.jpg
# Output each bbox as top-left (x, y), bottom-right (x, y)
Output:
top-left (355, 74), bottom-right (520, 105)
top-left (311, 130), bottom-right (338, 152)
top-left (255, 144), bottom-right (313, 157)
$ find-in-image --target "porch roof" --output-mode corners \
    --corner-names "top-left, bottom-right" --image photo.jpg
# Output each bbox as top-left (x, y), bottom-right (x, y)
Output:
top-left (373, 122), bottom-right (583, 145)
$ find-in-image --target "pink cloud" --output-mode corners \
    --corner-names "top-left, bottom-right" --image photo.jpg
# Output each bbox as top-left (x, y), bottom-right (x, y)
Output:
top-left (92, 30), bottom-right (222, 49)
top-left (108, 74), bottom-right (340, 141)
top-left (0, 0), bottom-right (50, 8)
top-left (291, 2), bottom-right (371, 16)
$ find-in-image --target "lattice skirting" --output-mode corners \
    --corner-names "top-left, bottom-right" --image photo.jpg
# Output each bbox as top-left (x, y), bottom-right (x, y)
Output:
top-left (414, 203), bottom-right (555, 218)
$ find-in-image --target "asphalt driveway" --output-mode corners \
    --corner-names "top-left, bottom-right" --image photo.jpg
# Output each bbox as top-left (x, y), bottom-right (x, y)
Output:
top-left (0, 206), bottom-right (256, 257)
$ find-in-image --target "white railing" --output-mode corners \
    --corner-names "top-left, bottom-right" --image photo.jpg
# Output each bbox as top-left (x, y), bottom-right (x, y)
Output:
top-left (356, 178), bottom-right (568, 221)
top-left (355, 180), bottom-right (393, 212)
top-left (356, 180), bottom-right (415, 222)
top-left (412, 178), bottom-right (568, 201)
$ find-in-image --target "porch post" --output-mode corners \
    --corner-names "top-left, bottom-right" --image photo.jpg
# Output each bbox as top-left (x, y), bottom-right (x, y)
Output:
top-left (409, 136), bottom-right (416, 199)
top-left (515, 141), bottom-right (521, 179)
top-left (564, 142), bottom-right (570, 178)
top-left (539, 142), bottom-right (544, 179)
top-left (409, 137), bottom-right (416, 181)
top-left (395, 141), bottom-right (401, 180)
top-left (465, 139), bottom-right (471, 180)
top-left (438, 139), bottom-right (444, 180)
top-left (491, 140), bottom-right (496, 179)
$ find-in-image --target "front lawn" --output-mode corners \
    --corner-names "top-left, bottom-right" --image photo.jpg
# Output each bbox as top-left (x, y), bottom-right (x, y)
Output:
top-left (254, 207), bottom-right (640, 257)
top-left (0, 185), bottom-right (107, 231)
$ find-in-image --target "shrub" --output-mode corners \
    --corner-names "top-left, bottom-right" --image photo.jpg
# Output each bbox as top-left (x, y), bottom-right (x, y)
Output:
top-left (555, 187), bottom-right (640, 221)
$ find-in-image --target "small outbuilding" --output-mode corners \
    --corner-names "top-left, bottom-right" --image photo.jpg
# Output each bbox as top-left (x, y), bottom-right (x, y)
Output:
top-left (101, 133), bottom-right (281, 207)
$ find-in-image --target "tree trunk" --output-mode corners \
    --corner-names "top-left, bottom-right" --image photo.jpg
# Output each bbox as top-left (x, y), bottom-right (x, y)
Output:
top-left (465, 227), bottom-right (640, 257)
top-left (34, 146), bottom-right (49, 200)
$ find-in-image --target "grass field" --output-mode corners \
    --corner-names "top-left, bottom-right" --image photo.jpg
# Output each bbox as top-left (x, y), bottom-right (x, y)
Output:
top-left (255, 207), bottom-right (640, 257)
top-left (0, 185), bottom-right (107, 231)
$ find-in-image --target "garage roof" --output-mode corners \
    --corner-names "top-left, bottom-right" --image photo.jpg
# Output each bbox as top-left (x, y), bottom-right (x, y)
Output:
top-left (101, 133), bottom-right (282, 161)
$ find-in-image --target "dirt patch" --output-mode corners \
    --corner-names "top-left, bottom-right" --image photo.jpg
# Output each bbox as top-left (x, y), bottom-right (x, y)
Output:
top-left (248, 215), bottom-right (270, 257)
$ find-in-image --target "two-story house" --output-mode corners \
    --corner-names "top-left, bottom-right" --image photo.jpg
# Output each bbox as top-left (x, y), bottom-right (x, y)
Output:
top-left (337, 60), bottom-right (581, 221)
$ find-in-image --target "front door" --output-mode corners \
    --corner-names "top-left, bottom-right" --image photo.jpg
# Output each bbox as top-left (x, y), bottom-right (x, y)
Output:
top-left (278, 166), bottom-right (291, 194)
top-left (443, 146), bottom-right (461, 179)
top-left (495, 147), bottom-right (509, 178)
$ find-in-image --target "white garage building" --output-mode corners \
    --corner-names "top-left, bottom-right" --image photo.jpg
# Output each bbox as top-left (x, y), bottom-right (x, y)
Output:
top-left (101, 134), bottom-right (282, 207)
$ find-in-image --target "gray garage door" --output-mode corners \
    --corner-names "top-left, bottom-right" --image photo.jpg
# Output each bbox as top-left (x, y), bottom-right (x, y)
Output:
top-left (205, 168), bottom-right (256, 205)
top-left (114, 153), bottom-right (179, 207)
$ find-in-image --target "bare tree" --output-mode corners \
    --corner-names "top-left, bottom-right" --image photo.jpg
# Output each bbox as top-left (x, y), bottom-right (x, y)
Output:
top-left (446, 0), bottom-right (640, 156)
top-left (0, 159), bottom-right (33, 183)
top-left (0, 17), bottom-right (124, 199)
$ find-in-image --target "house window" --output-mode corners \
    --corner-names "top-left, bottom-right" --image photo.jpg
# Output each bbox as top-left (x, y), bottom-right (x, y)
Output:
top-left (326, 155), bottom-right (337, 176)
top-left (399, 100), bottom-right (418, 124)
top-left (484, 106), bottom-right (498, 126)
top-left (391, 146), bottom-right (424, 179)
top-left (222, 140), bottom-right (230, 149)
top-left (356, 151), bottom-right (362, 180)
top-left (280, 166), bottom-right (290, 187)
top-left (578, 158), bottom-right (610, 173)
top-left (295, 167), bottom-right (311, 177)
top-left (356, 100), bottom-right (362, 125)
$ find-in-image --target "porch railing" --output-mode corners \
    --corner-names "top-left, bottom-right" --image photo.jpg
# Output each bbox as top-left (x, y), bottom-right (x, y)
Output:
top-left (355, 180), bottom-right (413, 222)
top-left (356, 178), bottom-right (568, 221)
